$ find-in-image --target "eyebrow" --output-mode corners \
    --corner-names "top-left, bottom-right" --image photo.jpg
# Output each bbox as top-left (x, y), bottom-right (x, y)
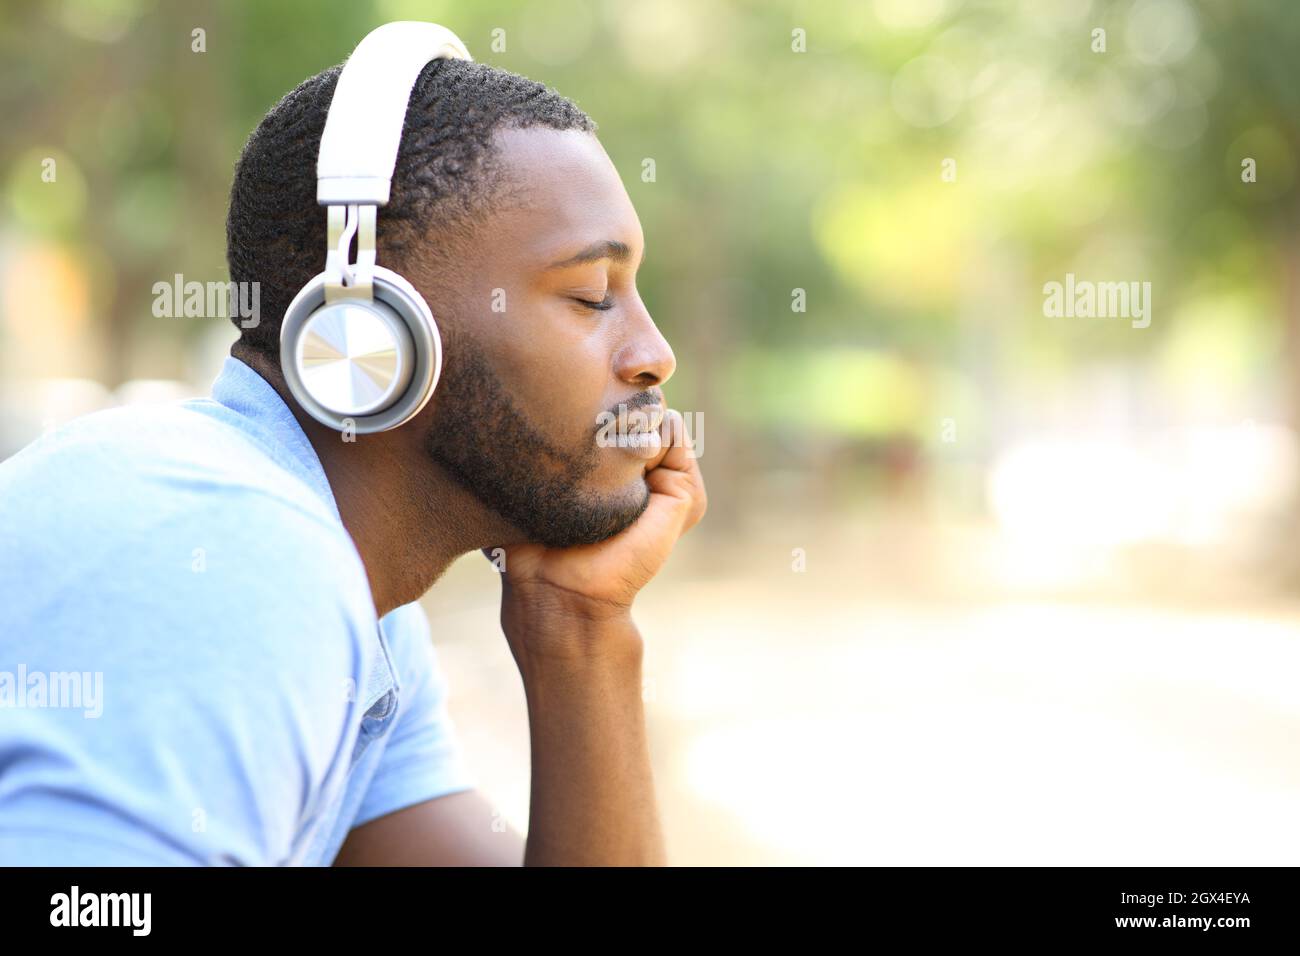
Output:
top-left (545, 239), bottom-right (645, 270)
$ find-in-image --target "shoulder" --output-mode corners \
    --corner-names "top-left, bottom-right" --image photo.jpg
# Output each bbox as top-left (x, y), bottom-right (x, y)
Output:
top-left (0, 400), bottom-right (362, 586)
top-left (0, 400), bottom-right (377, 678)
top-left (0, 402), bottom-right (389, 863)
top-left (0, 399), bottom-right (339, 529)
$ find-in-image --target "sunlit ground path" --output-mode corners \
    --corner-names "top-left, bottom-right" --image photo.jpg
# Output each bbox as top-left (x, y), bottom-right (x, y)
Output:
top-left (425, 507), bottom-right (1300, 866)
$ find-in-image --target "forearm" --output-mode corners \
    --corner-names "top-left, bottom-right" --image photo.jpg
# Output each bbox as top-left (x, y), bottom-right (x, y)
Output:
top-left (513, 612), bottom-right (666, 866)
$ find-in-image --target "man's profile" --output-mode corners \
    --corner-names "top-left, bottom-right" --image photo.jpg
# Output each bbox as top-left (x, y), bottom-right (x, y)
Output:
top-left (0, 22), bottom-right (705, 866)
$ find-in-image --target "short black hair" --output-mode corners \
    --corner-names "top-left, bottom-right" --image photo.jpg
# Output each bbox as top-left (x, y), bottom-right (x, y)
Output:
top-left (226, 57), bottom-right (596, 358)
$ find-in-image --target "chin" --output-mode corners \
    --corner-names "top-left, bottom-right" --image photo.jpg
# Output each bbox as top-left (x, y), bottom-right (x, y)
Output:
top-left (527, 480), bottom-right (651, 549)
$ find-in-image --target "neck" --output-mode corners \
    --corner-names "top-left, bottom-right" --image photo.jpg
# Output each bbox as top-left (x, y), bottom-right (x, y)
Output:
top-left (235, 346), bottom-right (519, 617)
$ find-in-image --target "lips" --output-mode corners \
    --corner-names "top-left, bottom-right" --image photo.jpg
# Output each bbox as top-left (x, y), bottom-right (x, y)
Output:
top-left (613, 403), bottom-right (665, 459)
top-left (618, 428), bottom-right (662, 459)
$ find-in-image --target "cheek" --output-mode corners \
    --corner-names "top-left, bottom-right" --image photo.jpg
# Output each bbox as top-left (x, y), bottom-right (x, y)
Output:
top-left (457, 295), bottom-right (613, 452)
top-left (480, 299), bottom-right (614, 424)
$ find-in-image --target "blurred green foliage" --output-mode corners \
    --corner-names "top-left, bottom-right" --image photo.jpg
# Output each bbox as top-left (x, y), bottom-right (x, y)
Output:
top-left (2, 0), bottom-right (1298, 517)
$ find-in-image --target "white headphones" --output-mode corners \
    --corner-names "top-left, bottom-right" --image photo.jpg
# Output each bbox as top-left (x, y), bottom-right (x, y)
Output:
top-left (279, 22), bottom-right (473, 433)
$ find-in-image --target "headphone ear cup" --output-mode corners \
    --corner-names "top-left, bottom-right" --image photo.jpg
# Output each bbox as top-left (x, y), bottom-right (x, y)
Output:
top-left (280, 266), bottom-right (442, 434)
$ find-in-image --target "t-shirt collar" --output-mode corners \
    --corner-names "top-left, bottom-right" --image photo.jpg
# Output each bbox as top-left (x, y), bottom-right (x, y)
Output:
top-left (209, 354), bottom-right (342, 522)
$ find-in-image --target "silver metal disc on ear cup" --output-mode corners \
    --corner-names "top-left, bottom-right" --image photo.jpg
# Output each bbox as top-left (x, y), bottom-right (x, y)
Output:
top-left (280, 265), bottom-right (442, 433)
top-left (294, 298), bottom-right (414, 417)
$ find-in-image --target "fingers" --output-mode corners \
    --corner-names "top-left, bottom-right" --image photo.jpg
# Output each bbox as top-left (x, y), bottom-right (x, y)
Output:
top-left (652, 409), bottom-right (695, 473)
top-left (644, 408), bottom-right (707, 534)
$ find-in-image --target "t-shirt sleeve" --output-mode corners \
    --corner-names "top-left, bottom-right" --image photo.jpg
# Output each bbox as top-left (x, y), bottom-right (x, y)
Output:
top-left (351, 603), bottom-right (478, 829)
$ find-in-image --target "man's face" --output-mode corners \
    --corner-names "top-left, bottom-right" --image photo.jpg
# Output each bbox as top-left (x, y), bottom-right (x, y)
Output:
top-left (419, 127), bottom-right (676, 549)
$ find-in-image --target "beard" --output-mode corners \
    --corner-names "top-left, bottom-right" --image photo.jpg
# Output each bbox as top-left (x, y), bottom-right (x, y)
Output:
top-left (422, 339), bottom-right (650, 549)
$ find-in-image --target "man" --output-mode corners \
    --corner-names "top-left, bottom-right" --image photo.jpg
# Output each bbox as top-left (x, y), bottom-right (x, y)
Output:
top-left (0, 53), bottom-right (705, 865)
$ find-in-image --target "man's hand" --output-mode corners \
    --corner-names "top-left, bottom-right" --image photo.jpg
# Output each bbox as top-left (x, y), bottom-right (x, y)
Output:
top-left (486, 408), bottom-right (706, 664)
top-left (482, 408), bottom-right (702, 864)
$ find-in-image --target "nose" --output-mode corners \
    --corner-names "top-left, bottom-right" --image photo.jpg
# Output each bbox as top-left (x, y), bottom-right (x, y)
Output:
top-left (613, 301), bottom-right (676, 388)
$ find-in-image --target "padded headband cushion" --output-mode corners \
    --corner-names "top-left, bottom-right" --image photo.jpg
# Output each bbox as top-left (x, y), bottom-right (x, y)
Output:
top-left (316, 21), bottom-right (473, 205)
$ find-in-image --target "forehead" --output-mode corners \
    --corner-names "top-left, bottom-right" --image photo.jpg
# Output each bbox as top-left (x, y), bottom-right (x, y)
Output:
top-left (480, 126), bottom-right (642, 266)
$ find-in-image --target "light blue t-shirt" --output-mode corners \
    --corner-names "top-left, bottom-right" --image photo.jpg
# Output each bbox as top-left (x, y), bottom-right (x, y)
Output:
top-left (0, 355), bottom-right (477, 865)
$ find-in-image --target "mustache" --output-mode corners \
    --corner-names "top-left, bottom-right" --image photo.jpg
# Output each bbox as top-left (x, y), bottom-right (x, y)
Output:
top-left (593, 390), bottom-right (664, 432)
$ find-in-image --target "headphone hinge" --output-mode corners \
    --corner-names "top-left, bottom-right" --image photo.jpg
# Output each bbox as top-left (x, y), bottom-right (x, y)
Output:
top-left (324, 203), bottom-right (377, 303)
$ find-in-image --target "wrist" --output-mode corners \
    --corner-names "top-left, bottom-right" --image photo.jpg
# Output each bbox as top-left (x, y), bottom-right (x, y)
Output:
top-left (518, 632), bottom-right (645, 729)
top-left (502, 577), bottom-right (633, 625)
top-left (501, 586), bottom-right (644, 676)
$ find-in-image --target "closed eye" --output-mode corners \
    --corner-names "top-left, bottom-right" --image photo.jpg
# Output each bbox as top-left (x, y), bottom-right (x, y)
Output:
top-left (572, 293), bottom-right (614, 311)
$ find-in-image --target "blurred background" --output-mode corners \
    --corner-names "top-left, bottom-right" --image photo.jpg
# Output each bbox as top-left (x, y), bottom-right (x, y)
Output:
top-left (3, 0), bottom-right (1300, 864)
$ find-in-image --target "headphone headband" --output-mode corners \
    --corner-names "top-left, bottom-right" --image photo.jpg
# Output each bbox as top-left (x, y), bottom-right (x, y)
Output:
top-left (283, 22), bottom-right (465, 433)
top-left (316, 21), bottom-right (473, 205)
